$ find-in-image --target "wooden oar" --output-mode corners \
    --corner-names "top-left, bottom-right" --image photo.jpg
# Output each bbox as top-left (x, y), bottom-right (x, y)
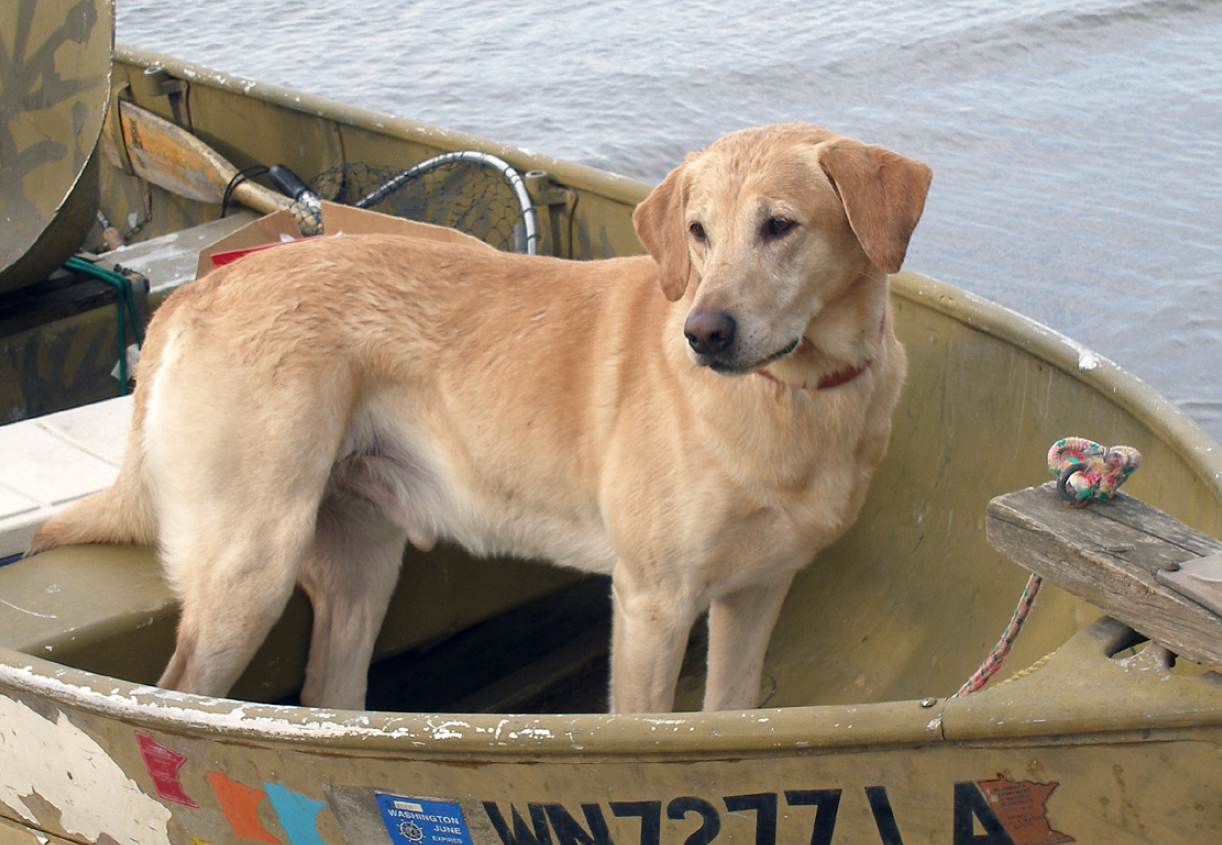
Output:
top-left (102, 100), bottom-right (305, 222)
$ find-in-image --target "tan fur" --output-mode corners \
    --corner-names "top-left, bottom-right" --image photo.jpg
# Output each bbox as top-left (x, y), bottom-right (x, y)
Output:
top-left (30, 123), bottom-right (931, 713)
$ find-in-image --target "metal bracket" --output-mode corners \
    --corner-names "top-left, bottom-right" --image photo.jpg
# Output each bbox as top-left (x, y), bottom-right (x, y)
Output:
top-left (523, 171), bottom-right (577, 257)
top-left (141, 66), bottom-right (192, 130)
top-left (142, 66), bottom-right (186, 97)
top-left (1157, 553), bottom-right (1222, 618)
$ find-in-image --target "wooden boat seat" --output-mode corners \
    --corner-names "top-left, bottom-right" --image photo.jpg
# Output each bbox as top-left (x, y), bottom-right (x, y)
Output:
top-left (987, 482), bottom-right (1222, 671)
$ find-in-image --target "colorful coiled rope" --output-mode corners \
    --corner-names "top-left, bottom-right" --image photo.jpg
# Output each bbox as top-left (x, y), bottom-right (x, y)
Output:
top-left (1047, 437), bottom-right (1142, 507)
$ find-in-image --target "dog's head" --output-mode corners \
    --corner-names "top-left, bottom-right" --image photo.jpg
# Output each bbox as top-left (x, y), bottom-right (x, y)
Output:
top-left (633, 123), bottom-right (932, 374)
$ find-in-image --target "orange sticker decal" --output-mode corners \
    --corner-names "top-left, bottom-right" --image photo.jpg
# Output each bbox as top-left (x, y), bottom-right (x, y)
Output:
top-left (974, 774), bottom-right (1074, 845)
top-left (207, 770), bottom-right (281, 844)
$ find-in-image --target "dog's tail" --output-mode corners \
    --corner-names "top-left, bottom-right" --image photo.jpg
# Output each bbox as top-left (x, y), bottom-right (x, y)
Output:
top-left (26, 405), bottom-right (157, 557)
top-left (26, 447), bottom-right (156, 556)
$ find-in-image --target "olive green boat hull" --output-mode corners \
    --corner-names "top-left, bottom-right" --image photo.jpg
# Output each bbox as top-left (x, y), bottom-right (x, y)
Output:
top-left (2, 44), bottom-right (1221, 845)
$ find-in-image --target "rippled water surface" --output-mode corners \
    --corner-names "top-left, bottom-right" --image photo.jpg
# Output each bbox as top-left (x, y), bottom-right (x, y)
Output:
top-left (118, 0), bottom-right (1222, 440)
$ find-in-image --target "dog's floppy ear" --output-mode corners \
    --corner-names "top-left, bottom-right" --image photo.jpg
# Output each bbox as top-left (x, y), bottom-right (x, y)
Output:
top-left (633, 164), bottom-right (691, 301)
top-left (818, 139), bottom-right (933, 274)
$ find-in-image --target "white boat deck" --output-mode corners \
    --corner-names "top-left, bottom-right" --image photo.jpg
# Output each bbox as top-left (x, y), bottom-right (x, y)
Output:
top-left (0, 395), bottom-right (132, 557)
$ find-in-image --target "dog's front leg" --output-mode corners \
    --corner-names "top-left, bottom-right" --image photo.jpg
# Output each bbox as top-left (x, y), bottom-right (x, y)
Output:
top-left (608, 569), bottom-right (702, 713)
top-left (703, 573), bottom-right (795, 711)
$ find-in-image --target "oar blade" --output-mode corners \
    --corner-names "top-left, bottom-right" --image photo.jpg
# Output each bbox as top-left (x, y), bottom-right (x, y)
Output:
top-left (105, 101), bottom-right (292, 215)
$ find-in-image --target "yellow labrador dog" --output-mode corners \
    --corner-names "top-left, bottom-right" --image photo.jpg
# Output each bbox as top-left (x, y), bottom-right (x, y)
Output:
top-left (30, 123), bottom-right (931, 713)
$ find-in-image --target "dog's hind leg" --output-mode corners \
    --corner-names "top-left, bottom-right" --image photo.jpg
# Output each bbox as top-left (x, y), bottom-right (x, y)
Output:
top-left (297, 492), bottom-right (407, 710)
top-left (156, 502), bottom-right (321, 699)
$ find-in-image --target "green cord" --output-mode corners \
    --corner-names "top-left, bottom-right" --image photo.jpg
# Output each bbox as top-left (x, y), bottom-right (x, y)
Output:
top-left (63, 256), bottom-right (145, 393)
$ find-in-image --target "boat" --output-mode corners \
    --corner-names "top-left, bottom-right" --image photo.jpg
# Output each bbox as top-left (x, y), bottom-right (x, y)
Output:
top-left (2, 3), bottom-right (1221, 843)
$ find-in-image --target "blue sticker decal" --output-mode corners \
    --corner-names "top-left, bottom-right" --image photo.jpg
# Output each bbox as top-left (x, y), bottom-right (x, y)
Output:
top-left (264, 782), bottom-right (328, 845)
top-left (377, 794), bottom-right (473, 845)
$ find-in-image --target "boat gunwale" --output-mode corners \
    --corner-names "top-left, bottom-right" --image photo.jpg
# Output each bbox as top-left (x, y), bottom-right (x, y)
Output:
top-left (0, 645), bottom-right (946, 756)
top-left (5, 643), bottom-right (1217, 760)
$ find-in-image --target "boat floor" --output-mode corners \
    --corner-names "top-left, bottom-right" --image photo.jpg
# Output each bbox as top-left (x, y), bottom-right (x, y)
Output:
top-left (314, 573), bottom-right (715, 715)
top-left (355, 576), bottom-right (616, 714)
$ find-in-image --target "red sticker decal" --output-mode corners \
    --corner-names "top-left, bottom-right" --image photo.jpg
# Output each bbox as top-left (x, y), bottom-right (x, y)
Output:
top-left (210, 237), bottom-right (318, 268)
top-left (135, 731), bottom-right (199, 807)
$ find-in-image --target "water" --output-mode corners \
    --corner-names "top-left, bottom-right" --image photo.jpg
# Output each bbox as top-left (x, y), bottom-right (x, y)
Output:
top-left (117, 0), bottom-right (1222, 441)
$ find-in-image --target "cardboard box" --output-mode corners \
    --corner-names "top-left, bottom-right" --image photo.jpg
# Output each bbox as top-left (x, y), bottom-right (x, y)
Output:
top-left (196, 201), bottom-right (493, 279)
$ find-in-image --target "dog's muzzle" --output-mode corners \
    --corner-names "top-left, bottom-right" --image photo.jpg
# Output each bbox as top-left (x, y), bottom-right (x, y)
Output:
top-left (684, 309), bottom-right (800, 373)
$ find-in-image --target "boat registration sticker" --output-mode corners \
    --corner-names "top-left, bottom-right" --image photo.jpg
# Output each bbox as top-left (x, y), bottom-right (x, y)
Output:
top-left (377, 793), bottom-right (474, 845)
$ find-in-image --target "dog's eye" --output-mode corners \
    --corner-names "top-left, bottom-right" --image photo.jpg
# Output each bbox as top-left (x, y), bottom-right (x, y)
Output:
top-left (765, 217), bottom-right (796, 239)
top-left (688, 222), bottom-right (707, 243)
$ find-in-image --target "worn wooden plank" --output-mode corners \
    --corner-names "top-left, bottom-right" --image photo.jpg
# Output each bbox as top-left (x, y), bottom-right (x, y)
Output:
top-left (986, 482), bottom-right (1222, 669)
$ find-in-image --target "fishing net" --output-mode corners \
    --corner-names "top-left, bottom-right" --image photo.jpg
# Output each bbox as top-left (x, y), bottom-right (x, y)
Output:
top-left (309, 151), bottom-right (539, 254)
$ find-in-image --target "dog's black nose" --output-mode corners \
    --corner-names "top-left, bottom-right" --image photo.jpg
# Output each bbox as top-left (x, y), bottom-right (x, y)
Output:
top-left (684, 310), bottom-right (736, 356)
